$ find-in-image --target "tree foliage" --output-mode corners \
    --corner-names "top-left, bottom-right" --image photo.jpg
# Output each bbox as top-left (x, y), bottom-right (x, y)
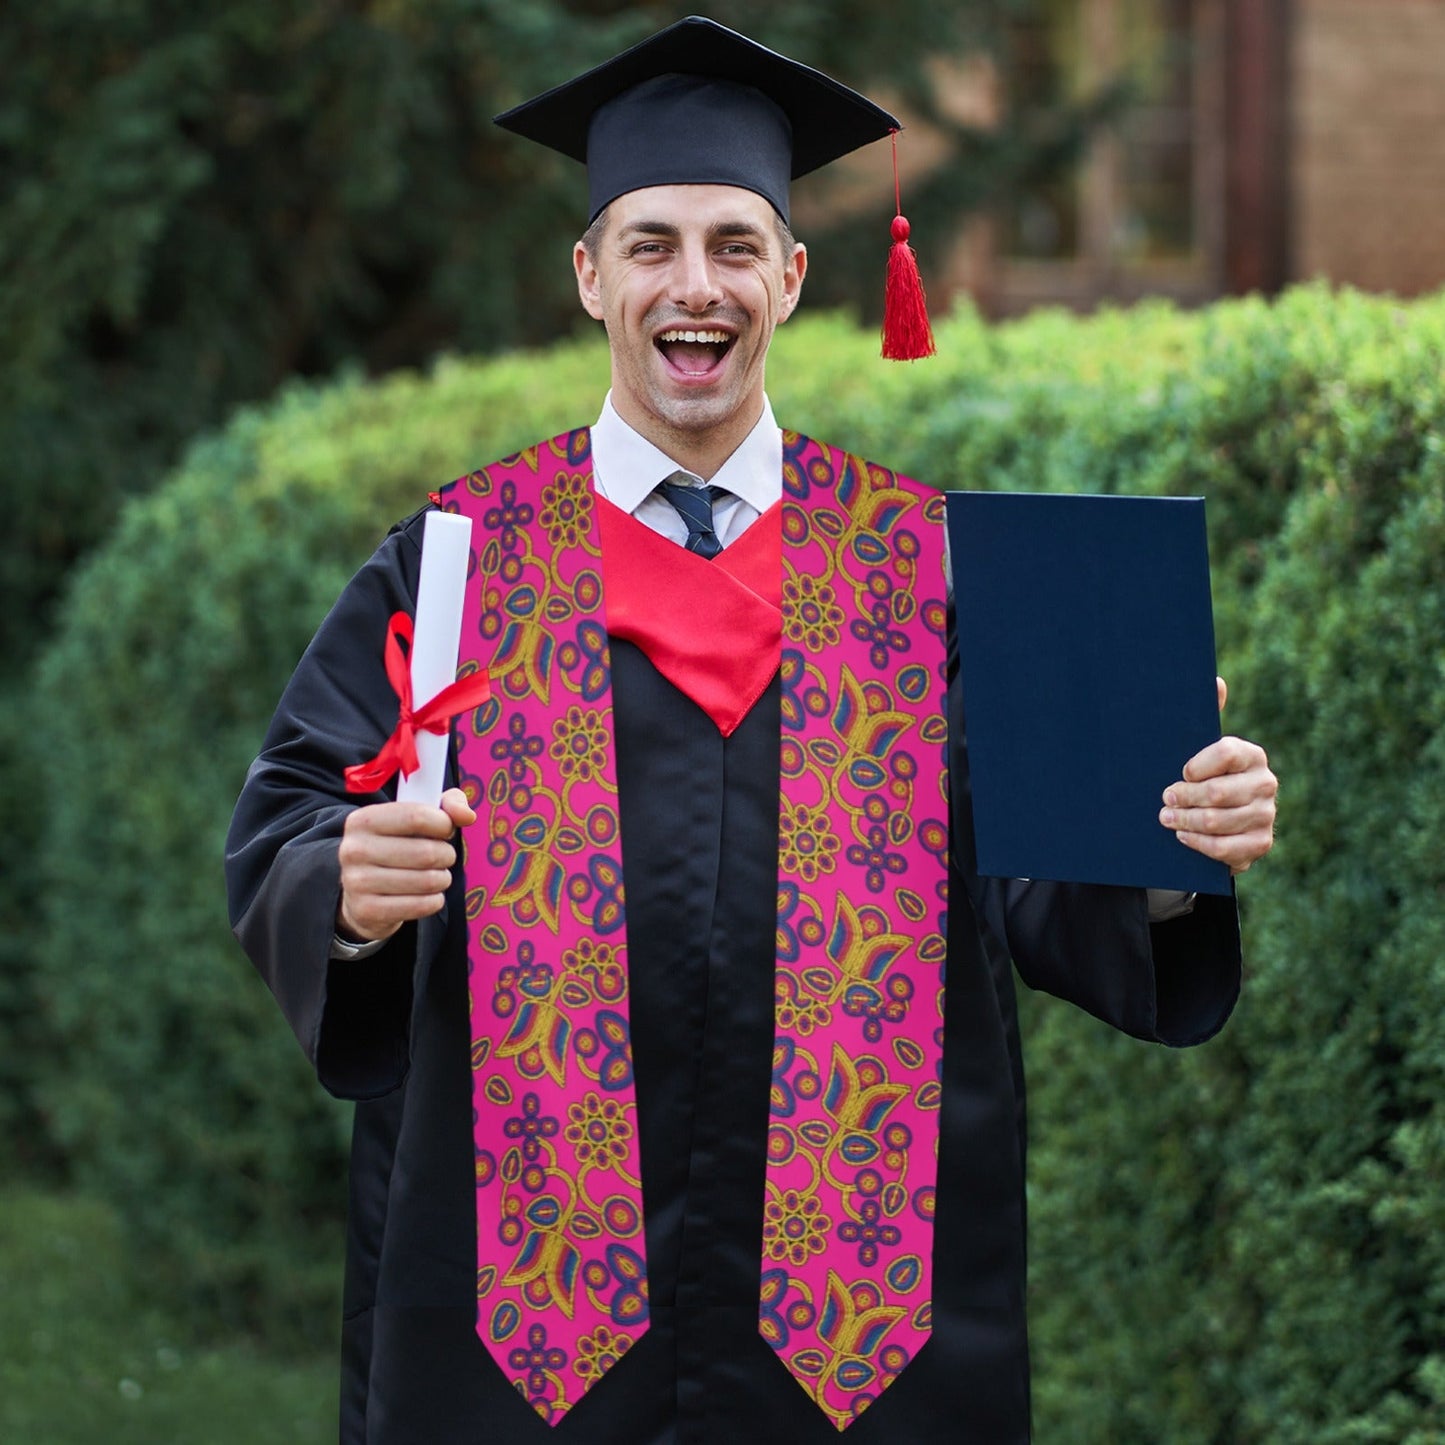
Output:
top-left (0, 0), bottom-right (1050, 665)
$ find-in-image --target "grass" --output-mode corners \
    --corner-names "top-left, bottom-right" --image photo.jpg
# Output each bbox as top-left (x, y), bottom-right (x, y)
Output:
top-left (1, 1188), bottom-right (336, 1444)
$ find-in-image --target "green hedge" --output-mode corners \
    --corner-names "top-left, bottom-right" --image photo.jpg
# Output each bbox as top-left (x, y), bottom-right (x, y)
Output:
top-left (1014, 293), bottom-right (1445, 1444)
top-left (0, 1188), bottom-right (333, 1444)
top-left (27, 343), bottom-right (610, 1342)
top-left (27, 287), bottom-right (1445, 1440)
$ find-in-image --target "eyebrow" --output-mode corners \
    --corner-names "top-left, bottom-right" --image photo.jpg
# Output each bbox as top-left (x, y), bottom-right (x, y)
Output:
top-left (617, 219), bottom-right (771, 246)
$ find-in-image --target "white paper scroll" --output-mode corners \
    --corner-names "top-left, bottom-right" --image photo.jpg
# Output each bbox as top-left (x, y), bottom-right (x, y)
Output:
top-left (396, 510), bottom-right (473, 806)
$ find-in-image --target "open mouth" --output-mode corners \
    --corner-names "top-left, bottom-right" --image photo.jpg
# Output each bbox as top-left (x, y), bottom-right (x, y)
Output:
top-left (655, 328), bottom-right (734, 377)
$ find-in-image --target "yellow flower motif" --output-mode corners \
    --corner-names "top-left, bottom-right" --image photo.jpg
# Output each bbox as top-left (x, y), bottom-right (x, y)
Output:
top-left (778, 801), bottom-right (840, 883)
top-left (562, 938), bottom-right (626, 1003)
top-left (775, 975), bottom-right (833, 1037)
top-left (540, 472), bottom-right (593, 549)
top-left (564, 1092), bottom-right (634, 1171)
top-left (782, 573), bottom-right (845, 652)
top-left (763, 1185), bottom-right (832, 1268)
top-left (573, 1324), bottom-right (633, 1383)
top-left (550, 706), bottom-right (610, 784)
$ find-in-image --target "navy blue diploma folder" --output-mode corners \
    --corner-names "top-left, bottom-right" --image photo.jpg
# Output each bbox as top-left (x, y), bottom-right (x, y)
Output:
top-left (946, 490), bottom-right (1231, 896)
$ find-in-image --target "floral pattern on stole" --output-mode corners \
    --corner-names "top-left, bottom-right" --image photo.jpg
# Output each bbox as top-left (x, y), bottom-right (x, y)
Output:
top-left (439, 428), bottom-right (948, 1430)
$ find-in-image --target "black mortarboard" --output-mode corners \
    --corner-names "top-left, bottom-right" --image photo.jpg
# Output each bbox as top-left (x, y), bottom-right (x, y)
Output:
top-left (493, 15), bottom-right (901, 225)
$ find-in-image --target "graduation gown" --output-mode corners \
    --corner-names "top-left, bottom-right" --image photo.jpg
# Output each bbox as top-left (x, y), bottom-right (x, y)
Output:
top-left (226, 505), bottom-right (1241, 1445)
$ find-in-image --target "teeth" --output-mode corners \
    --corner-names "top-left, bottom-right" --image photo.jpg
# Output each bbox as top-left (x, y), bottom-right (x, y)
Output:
top-left (657, 329), bottom-right (730, 344)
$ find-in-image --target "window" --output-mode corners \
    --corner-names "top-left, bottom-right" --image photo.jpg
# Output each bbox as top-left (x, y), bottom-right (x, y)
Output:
top-left (992, 0), bottom-right (1225, 311)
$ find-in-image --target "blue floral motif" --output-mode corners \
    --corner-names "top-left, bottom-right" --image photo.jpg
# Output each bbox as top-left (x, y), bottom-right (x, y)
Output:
top-left (503, 1092), bottom-right (559, 1163)
top-left (576, 1009), bottom-right (634, 1092)
top-left (776, 882), bottom-right (804, 964)
top-left (776, 881), bottom-right (826, 966)
top-left (565, 428), bottom-right (592, 466)
top-left (567, 854), bottom-right (626, 935)
top-left (838, 1198), bottom-right (903, 1267)
top-left (851, 598), bottom-right (911, 671)
top-left (558, 620), bottom-right (609, 702)
top-left (575, 622), bottom-right (610, 703)
top-left (879, 1341), bottom-right (912, 1386)
top-left (841, 975), bottom-right (914, 1042)
top-left (782, 432), bottom-right (833, 500)
top-left (492, 941), bottom-right (557, 1024)
top-left (508, 1322), bottom-right (568, 1407)
top-left (483, 479), bottom-right (536, 553)
top-left (588, 856), bottom-right (625, 934)
top-left (779, 648), bottom-right (809, 732)
top-left (846, 821), bottom-right (909, 893)
top-left (584, 1243), bottom-right (648, 1327)
top-left (758, 1266), bottom-right (817, 1348)
top-left (770, 1037), bottom-right (799, 1118)
top-left (492, 712), bottom-right (545, 782)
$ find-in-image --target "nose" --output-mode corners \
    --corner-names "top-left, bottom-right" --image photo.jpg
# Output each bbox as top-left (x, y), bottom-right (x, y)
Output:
top-left (672, 241), bottom-right (723, 314)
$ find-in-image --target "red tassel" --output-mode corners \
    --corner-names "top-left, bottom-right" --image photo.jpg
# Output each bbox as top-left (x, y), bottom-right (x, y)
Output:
top-left (881, 130), bottom-right (935, 361)
top-left (883, 215), bottom-right (935, 360)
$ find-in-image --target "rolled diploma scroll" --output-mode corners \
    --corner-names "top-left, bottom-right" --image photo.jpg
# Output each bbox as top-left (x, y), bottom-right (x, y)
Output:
top-left (396, 510), bottom-right (474, 805)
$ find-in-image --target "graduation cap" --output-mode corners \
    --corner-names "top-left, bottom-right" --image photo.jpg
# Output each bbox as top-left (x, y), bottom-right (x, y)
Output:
top-left (495, 15), bottom-right (935, 359)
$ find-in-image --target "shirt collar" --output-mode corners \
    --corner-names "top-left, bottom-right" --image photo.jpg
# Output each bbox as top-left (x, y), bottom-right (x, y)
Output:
top-left (589, 392), bottom-right (783, 515)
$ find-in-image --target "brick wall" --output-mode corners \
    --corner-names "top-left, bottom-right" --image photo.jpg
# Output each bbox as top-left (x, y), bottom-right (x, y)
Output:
top-left (1292, 0), bottom-right (1445, 296)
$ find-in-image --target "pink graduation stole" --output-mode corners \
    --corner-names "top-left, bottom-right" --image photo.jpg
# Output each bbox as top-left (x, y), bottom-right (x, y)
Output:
top-left (438, 428), bottom-right (949, 1430)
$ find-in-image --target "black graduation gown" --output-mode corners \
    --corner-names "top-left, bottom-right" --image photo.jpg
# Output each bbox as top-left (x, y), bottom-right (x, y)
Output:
top-left (226, 507), bottom-right (1241, 1445)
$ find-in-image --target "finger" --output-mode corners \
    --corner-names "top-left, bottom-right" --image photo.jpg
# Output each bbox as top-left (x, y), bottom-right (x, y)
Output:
top-left (1217, 675), bottom-right (1228, 713)
top-left (1163, 765), bottom-right (1278, 816)
top-left (1160, 795), bottom-right (1276, 837)
top-left (1180, 735), bottom-right (1268, 785)
top-left (338, 889), bottom-right (447, 942)
top-left (440, 787), bottom-right (478, 829)
top-left (1176, 825), bottom-right (1274, 874)
top-left (341, 862), bottom-right (456, 897)
top-left (345, 800), bottom-right (460, 840)
top-left (338, 832), bottom-right (457, 873)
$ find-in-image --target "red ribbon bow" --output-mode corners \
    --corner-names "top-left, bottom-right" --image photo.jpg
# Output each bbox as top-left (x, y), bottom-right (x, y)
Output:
top-left (344, 611), bottom-right (492, 794)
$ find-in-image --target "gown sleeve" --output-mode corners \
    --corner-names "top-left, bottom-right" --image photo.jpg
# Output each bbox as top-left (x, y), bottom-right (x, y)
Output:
top-left (946, 615), bottom-right (1242, 1048)
top-left (224, 509), bottom-right (434, 1099)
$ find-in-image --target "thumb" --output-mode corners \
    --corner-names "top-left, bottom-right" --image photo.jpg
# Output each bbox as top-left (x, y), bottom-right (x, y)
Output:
top-left (440, 786), bottom-right (477, 828)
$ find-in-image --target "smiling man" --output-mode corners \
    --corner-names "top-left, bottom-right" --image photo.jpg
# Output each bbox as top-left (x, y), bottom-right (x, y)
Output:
top-left (226, 17), bottom-right (1277, 1445)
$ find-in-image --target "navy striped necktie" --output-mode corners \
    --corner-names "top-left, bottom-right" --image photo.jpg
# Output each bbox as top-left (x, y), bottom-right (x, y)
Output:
top-left (656, 474), bottom-right (727, 559)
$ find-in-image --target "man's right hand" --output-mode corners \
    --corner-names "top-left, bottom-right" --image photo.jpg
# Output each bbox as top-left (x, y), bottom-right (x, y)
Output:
top-left (336, 787), bottom-right (477, 943)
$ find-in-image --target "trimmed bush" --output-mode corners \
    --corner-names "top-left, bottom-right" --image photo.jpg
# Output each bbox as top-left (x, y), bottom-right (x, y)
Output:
top-left (28, 286), bottom-right (1445, 1445)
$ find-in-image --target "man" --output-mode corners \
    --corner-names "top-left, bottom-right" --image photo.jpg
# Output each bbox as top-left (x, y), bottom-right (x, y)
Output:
top-left (226, 17), bottom-right (1277, 1444)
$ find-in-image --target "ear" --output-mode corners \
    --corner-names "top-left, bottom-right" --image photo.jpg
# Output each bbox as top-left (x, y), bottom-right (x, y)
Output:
top-left (777, 242), bottom-right (807, 324)
top-left (575, 240), bottom-right (605, 321)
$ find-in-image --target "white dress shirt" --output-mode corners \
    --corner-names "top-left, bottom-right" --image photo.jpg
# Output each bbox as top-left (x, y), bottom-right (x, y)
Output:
top-left (589, 391), bottom-right (780, 544)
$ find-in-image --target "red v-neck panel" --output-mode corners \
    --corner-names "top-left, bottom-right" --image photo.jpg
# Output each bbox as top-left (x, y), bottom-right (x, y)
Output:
top-left (712, 499), bottom-right (783, 607)
top-left (598, 497), bottom-right (783, 736)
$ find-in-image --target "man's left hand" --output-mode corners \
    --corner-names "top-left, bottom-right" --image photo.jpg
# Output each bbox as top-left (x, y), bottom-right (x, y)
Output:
top-left (1159, 677), bottom-right (1278, 874)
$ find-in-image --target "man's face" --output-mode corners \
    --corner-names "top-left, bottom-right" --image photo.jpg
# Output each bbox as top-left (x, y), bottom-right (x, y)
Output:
top-left (574, 184), bottom-right (806, 456)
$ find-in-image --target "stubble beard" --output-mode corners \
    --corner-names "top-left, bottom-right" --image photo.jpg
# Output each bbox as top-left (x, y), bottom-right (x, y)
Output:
top-left (630, 303), bottom-right (761, 440)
